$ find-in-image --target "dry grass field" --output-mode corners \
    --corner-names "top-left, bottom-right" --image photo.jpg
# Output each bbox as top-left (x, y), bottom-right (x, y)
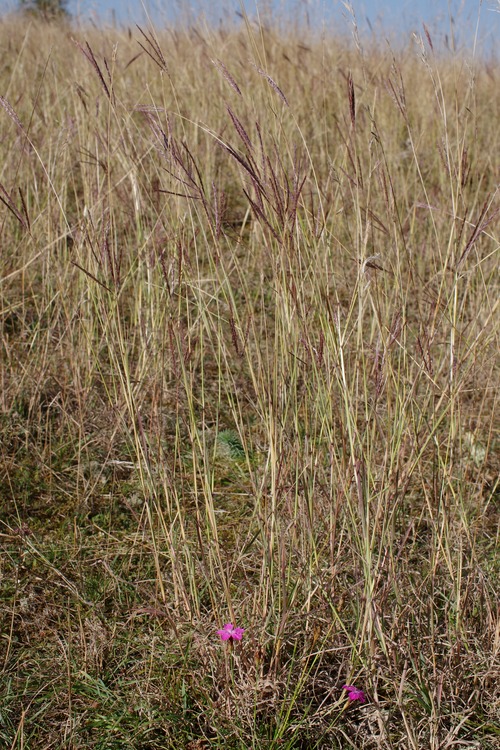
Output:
top-left (0, 8), bottom-right (499, 748)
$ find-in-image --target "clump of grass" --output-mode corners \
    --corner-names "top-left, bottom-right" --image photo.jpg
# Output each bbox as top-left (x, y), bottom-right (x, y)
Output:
top-left (215, 429), bottom-right (247, 460)
top-left (0, 7), bottom-right (499, 749)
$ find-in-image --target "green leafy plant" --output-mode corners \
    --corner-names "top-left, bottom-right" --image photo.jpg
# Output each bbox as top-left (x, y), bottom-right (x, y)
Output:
top-left (215, 429), bottom-right (247, 460)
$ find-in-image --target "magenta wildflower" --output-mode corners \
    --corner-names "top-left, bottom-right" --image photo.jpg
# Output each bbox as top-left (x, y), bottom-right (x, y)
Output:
top-left (217, 622), bottom-right (245, 642)
top-left (342, 685), bottom-right (366, 703)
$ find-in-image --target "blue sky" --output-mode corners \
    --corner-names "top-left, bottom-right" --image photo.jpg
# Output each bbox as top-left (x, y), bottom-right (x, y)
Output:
top-left (0, 1), bottom-right (499, 53)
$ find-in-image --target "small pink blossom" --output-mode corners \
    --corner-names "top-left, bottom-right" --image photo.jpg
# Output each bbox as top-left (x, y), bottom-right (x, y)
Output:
top-left (342, 685), bottom-right (367, 703)
top-left (217, 622), bottom-right (245, 642)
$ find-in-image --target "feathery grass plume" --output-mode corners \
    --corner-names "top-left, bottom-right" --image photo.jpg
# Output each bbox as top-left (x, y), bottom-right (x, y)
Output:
top-left (0, 95), bottom-right (32, 153)
top-left (251, 62), bottom-right (289, 107)
top-left (347, 71), bottom-right (356, 128)
top-left (422, 22), bottom-right (434, 52)
top-left (0, 95), bottom-right (26, 134)
top-left (456, 194), bottom-right (499, 269)
top-left (135, 25), bottom-right (169, 73)
top-left (226, 105), bottom-right (253, 153)
top-left (0, 181), bottom-right (28, 230)
top-left (212, 58), bottom-right (242, 96)
top-left (72, 39), bottom-right (115, 104)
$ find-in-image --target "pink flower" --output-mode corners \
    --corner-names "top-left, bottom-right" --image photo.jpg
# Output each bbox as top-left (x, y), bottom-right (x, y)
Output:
top-left (217, 622), bottom-right (245, 641)
top-left (342, 685), bottom-right (367, 703)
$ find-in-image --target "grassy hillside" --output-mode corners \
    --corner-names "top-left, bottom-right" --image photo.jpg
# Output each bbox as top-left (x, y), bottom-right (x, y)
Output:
top-left (0, 11), bottom-right (498, 749)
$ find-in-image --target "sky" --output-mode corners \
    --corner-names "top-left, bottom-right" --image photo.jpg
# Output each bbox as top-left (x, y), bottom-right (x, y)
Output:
top-left (0, 0), bottom-right (499, 54)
